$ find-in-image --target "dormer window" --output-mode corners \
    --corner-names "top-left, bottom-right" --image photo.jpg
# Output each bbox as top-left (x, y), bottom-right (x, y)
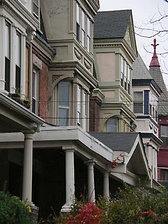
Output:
top-left (33, 0), bottom-right (40, 19)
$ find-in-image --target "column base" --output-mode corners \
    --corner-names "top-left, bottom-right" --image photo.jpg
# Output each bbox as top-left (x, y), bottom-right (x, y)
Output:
top-left (61, 203), bottom-right (72, 213)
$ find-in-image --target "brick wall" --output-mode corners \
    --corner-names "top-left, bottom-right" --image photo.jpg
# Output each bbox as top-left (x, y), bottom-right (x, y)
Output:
top-left (89, 96), bottom-right (101, 132)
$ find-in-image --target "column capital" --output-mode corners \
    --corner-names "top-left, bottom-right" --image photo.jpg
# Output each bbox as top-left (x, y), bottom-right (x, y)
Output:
top-left (62, 145), bottom-right (77, 152)
top-left (84, 159), bottom-right (97, 166)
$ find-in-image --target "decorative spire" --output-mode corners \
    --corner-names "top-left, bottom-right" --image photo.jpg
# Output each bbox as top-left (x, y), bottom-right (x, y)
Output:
top-left (149, 39), bottom-right (160, 67)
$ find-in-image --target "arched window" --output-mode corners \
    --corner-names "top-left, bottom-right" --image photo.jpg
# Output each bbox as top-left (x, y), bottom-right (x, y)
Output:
top-left (106, 117), bottom-right (118, 132)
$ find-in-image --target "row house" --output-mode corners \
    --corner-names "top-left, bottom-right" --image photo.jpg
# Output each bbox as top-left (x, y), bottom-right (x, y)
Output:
top-left (0, 0), bottom-right (160, 220)
top-left (132, 53), bottom-right (162, 183)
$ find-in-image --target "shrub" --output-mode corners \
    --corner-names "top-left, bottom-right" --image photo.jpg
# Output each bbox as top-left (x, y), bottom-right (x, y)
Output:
top-left (39, 184), bottom-right (168, 224)
top-left (0, 191), bottom-right (33, 224)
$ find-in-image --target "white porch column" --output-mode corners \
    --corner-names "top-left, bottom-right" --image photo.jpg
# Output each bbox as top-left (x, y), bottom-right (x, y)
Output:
top-left (103, 171), bottom-right (110, 199)
top-left (0, 16), bottom-right (5, 92)
top-left (61, 146), bottom-right (75, 213)
top-left (85, 159), bottom-right (96, 202)
top-left (22, 132), bottom-right (33, 203)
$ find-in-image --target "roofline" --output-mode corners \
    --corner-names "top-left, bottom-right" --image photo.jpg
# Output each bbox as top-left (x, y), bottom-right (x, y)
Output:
top-left (0, 93), bottom-right (44, 125)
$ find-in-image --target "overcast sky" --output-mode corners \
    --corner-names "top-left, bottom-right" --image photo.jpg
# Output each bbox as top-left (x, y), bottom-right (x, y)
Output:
top-left (99, 0), bottom-right (168, 89)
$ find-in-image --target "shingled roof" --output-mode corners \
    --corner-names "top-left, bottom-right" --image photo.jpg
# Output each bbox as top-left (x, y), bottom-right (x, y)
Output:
top-left (133, 54), bottom-right (153, 80)
top-left (94, 10), bottom-right (132, 39)
top-left (89, 132), bottom-right (139, 153)
top-left (149, 67), bottom-right (168, 115)
top-left (132, 54), bottom-right (162, 94)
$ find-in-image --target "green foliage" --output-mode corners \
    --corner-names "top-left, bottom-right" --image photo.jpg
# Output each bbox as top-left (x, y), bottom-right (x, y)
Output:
top-left (97, 185), bottom-right (168, 224)
top-left (39, 184), bottom-right (168, 224)
top-left (0, 191), bottom-right (33, 224)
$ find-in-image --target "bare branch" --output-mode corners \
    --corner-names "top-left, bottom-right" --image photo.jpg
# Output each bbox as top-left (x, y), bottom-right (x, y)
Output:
top-left (150, 14), bottom-right (168, 24)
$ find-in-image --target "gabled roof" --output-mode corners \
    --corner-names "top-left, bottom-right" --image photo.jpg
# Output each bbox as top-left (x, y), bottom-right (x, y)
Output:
top-left (89, 132), bottom-right (150, 177)
top-left (94, 10), bottom-right (132, 39)
top-left (89, 132), bottom-right (139, 153)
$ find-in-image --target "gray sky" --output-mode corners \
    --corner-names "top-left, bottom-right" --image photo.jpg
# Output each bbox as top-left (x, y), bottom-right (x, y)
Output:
top-left (99, 0), bottom-right (168, 89)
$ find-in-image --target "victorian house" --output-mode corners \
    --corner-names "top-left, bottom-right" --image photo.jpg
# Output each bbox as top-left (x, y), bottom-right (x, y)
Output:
top-left (132, 53), bottom-right (162, 183)
top-left (0, 0), bottom-right (160, 220)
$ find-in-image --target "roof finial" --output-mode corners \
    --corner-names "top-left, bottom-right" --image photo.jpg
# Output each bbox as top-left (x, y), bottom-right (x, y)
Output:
top-left (149, 39), bottom-right (160, 67)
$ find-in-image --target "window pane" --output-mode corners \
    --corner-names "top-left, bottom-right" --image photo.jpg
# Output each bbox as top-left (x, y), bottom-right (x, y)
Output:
top-left (5, 57), bottom-right (10, 92)
top-left (33, 0), bottom-right (39, 18)
top-left (58, 82), bottom-right (70, 106)
top-left (133, 92), bottom-right (143, 113)
top-left (59, 108), bottom-right (69, 126)
top-left (161, 126), bottom-right (168, 137)
top-left (87, 17), bottom-right (90, 36)
top-left (107, 117), bottom-right (117, 132)
top-left (76, 3), bottom-right (80, 23)
top-left (15, 32), bottom-right (21, 67)
top-left (76, 23), bottom-right (80, 42)
top-left (5, 22), bottom-right (10, 58)
top-left (15, 65), bottom-right (21, 92)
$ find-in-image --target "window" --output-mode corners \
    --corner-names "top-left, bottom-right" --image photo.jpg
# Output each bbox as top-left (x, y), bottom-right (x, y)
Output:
top-left (77, 85), bottom-right (81, 125)
top-left (106, 117), bottom-right (118, 132)
top-left (76, 1), bottom-right (92, 53)
top-left (58, 82), bottom-right (70, 126)
top-left (144, 90), bottom-right (149, 115)
top-left (124, 60), bottom-right (127, 90)
top-left (127, 66), bottom-right (131, 93)
top-left (120, 57), bottom-right (124, 87)
top-left (33, 0), bottom-right (39, 19)
top-left (5, 21), bottom-right (10, 92)
top-left (82, 91), bottom-right (87, 131)
top-left (87, 17), bottom-right (91, 52)
top-left (15, 31), bottom-right (21, 93)
top-left (76, 2), bottom-right (80, 42)
top-left (161, 125), bottom-right (168, 146)
top-left (32, 69), bottom-right (39, 114)
top-left (133, 92), bottom-right (143, 113)
top-left (120, 56), bottom-right (132, 93)
top-left (160, 169), bottom-right (168, 181)
top-left (81, 10), bottom-right (85, 47)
